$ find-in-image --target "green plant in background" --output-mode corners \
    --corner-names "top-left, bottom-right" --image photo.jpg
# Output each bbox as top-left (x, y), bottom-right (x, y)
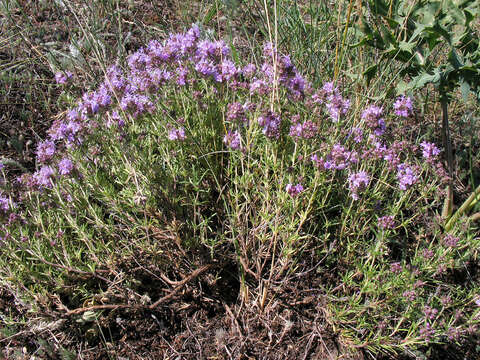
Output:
top-left (354, 0), bottom-right (480, 226)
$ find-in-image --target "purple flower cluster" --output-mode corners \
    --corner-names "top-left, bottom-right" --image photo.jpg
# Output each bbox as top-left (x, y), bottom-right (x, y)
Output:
top-left (321, 82), bottom-right (350, 122)
top-left (48, 118), bottom-right (83, 145)
top-left (226, 102), bottom-right (248, 123)
top-left (348, 171), bottom-right (370, 200)
top-left (397, 163), bottom-right (417, 190)
top-left (402, 290), bottom-right (416, 301)
top-left (223, 130), bottom-right (241, 150)
top-left (259, 46), bottom-right (309, 100)
top-left (393, 96), bottom-right (413, 117)
top-left (0, 194), bottom-right (10, 213)
top-left (348, 127), bottom-right (363, 143)
top-left (168, 127), bottom-right (186, 141)
top-left (422, 248), bottom-right (434, 259)
top-left (34, 166), bottom-right (55, 188)
top-left (420, 141), bottom-right (440, 161)
top-left (55, 71), bottom-right (73, 85)
top-left (316, 144), bottom-right (358, 171)
top-left (378, 215), bottom-right (395, 230)
top-left (289, 118), bottom-right (318, 139)
top-left (390, 262), bottom-right (402, 274)
top-left (258, 111), bottom-right (281, 139)
top-left (286, 183), bottom-right (304, 197)
top-left (361, 105), bottom-right (386, 136)
top-left (36, 140), bottom-right (56, 163)
top-left (58, 158), bottom-right (74, 175)
top-left (423, 306), bottom-right (438, 320)
top-left (443, 234), bottom-right (459, 247)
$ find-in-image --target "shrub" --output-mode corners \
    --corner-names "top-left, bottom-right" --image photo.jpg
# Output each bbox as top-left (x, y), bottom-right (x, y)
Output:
top-left (1, 24), bottom-right (479, 355)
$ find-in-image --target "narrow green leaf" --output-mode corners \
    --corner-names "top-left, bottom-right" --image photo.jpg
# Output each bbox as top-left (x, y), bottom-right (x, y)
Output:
top-left (203, 3), bottom-right (218, 26)
top-left (363, 64), bottom-right (378, 86)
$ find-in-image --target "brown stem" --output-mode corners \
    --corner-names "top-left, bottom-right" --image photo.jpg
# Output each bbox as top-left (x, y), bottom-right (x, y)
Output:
top-left (441, 94), bottom-right (454, 219)
top-left (149, 264), bottom-right (215, 309)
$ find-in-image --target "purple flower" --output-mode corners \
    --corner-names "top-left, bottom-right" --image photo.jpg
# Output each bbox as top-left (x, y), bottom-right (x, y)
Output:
top-left (220, 59), bottom-right (238, 82)
top-left (422, 248), bottom-right (434, 259)
top-left (447, 327), bottom-right (460, 341)
top-left (258, 111), bottom-right (281, 139)
top-left (67, 108), bottom-right (80, 121)
top-left (0, 195), bottom-right (10, 212)
top-left (286, 73), bottom-right (306, 99)
top-left (420, 141), bottom-right (440, 160)
top-left (348, 171), bottom-right (370, 200)
top-left (105, 65), bottom-right (126, 94)
top-left (286, 183), bottom-right (304, 197)
top-left (58, 158), bottom-right (74, 175)
top-left (168, 127), bottom-right (186, 141)
top-left (397, 163), bottom-right (417, 190)
top-left (36, 140), bottom-right (56, 163)
top-left (289, 119), bottom-right (318, 139)
top-left (227, 102), bottom-right (247, 123)
top-left (328, 144), bottom-right (358, 170)
top-left (34, 165), bottom-right (55, 188)
top-left (242, 63), bottom-right (256, 78)
top-left (402, 290), bottom-right (416, 301)
top-left (249, 79), bottom-right (269, 95)
top-left (419, 323), bottom-right (435, 341)
top-left (55, 71), bottom-right (73, 84)
top-left (443, 234), bottom-right (459, 247)
top-left (322, 81), bottom-right (335, 95)
top-left (378, 215), bottom-right (395, 230)
top-left (423, 306), bottom-right (438, 320)
top-left (223, 130), bottom-right (241, 150)
top-left (325, 92), bottom-right (350, 122)
top-left (263, 42), bottom-right (276, 58)
top-left (349, 127), bottom-right (363, 143)
top-left (361, 104), bottom-right (386, 135)
top-left (176, 65), bottom-right (189, 86)
top-left (390, 262), bottom-right (402, 274)
top-left (120, 91), bottom-right (154, 118)
top-left (393, 96), bottom-right (413, 117)
top-left (0, 162), bottom-right (3, 170)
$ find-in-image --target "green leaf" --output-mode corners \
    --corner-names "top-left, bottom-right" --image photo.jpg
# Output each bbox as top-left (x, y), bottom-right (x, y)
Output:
top-left (444, 0), bottom-right (466, 26)
top-left (203, 3), bottom-right (218, 26)
top-left (413, 71), bottom-right (440, 88)
top-left (363, 64), bottom-right (378, 86)
top-left (229, 41), bottom-right (240, 64)
top-left (399, 41), bottom-right (416, 54)
top-left (416, 2), bottom-right (441, 27)
top-left (409, 23), bottom-right (426, 42)
top-left (396, 80), bottom-right (411, 94)
top-left (449, 49), bottom-right (464, 69)
top-left (76, 310), bottom-right (97, 323)
top-left (459, 78), bottom-right (471, 102)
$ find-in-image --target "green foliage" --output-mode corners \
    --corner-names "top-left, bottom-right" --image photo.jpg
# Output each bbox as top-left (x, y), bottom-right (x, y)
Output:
top-left (356, 0), bottom-right (480, 98)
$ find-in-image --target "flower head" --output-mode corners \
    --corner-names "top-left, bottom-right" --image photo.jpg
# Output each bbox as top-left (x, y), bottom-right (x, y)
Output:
top-left (286, 183), bottom-right (304, 197)
top-left (36, 140), bottom-right (56, 163)
top-left (55, 71), bottom-right (73, 84)
top-left (397, 163), bottom-right (417, 190)
top-left (168, 127), bottom-right (186, 141)
top-left (223, 130), bottom-right (241, 150)
top-left (348, 171), bottom-right (370, 200)
top-left (58, 158), bottom-right (74, 176)
top-left (393, 96), bottom-right (413, 117)
top-left (420, 141), bottom-right (441, 160)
